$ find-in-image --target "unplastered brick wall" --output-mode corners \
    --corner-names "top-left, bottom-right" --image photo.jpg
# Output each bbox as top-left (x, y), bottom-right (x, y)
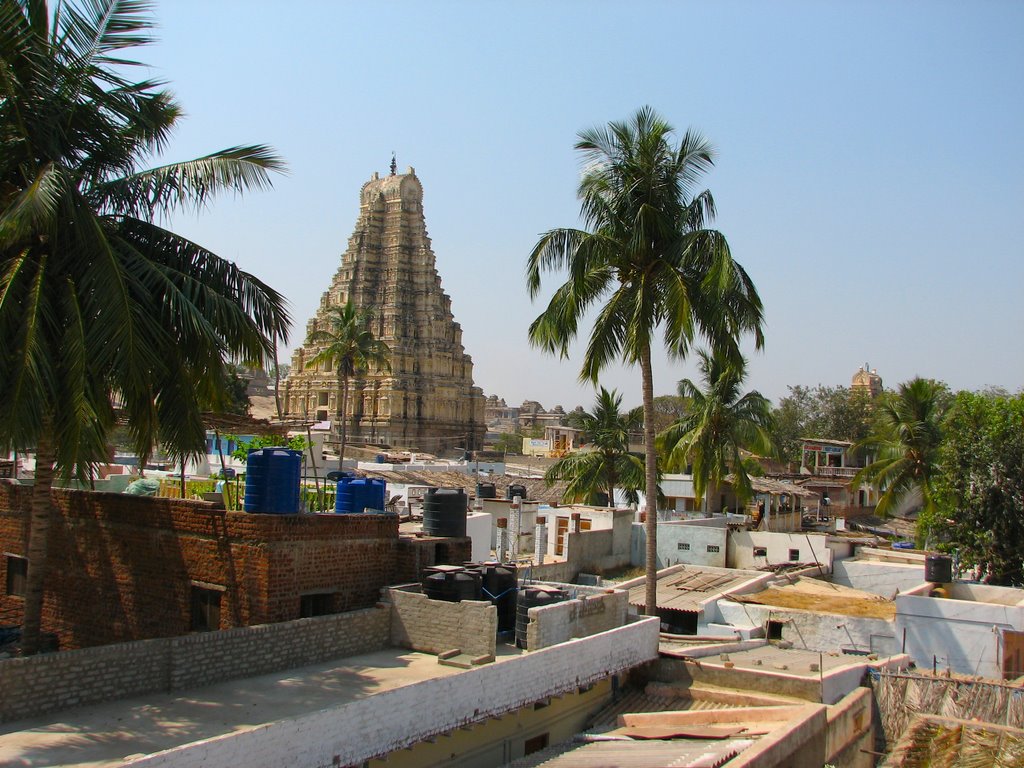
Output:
top-left (387, 588), bottom-right (496, 658)
top-left (0, 606), bottom-right (390, 723)
top-left (0, 484), bottom-right (398, 648)
top-left (126, 617), bottom-right (662, 768)
top-left (395, 536), bottom-right (472, 583)
top-left (525, 586), bottom-right (629, 650)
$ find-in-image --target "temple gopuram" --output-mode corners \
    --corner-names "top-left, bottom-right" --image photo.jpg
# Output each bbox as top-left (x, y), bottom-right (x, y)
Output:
top-left (283, 165), bottom-right (485, 451)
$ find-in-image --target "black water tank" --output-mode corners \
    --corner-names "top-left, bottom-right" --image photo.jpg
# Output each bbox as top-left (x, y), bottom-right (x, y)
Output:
top-left (515, 586), bottom-right (567, 649)
top-left (466, 562), bottom-right (518, 633)
top-left (506, 483), bottom-right (527, 501)
top-left (422, 488), bottom-right (468, 537)
top-left (476, 482), bottom-right (497, 499)
top-left (420, 565), bottom-right (481, 602)
top-left (925, 554), bottom-right (953, 583)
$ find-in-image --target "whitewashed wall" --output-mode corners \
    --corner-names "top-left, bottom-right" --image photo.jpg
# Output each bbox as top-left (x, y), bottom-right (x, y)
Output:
top-left (126, 617), bottom-right (661, 768)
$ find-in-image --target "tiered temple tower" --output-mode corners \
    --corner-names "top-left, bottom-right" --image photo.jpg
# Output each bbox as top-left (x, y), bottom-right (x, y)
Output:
top-left (283, 167), bottom-right (485, 451)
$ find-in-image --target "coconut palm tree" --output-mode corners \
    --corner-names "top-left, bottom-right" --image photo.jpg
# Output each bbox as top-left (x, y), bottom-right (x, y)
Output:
top-left (544, 388), bottom-right (644, 506)
top-left (0, 0), bottom-right (289, 654)
top-left (852, 377), bottom-right (949, 518)
top-left (304, 301), bottom-right (391, 468)
top-left (658, 349), bottom-right (774, 512)
top-left (526, 107), bottom-right (764, 615)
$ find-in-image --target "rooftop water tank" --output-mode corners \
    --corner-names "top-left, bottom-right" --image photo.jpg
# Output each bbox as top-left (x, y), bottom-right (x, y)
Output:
top-left (506, 483), bottom-right (527, 501)
top-left (515, 585), bottom-right (568, 649)
top-left (925, 554), bottom-right (953, 583)
top-left (244, 447), bottom-right (301, 514)
top-left (334, 477), bottom-right (386, 514)
top-left (422, 488), bottom-right (467, 537)
top-left (466, 562), bottom-right (517, 633)
top-left (476, 482), bottom-right (497, 500)
top-left (421, 565), bottom-right (481, 602)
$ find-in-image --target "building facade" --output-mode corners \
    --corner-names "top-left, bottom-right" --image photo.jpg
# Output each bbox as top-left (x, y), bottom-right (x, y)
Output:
top-left (284, 167), bottom-right (485, 450)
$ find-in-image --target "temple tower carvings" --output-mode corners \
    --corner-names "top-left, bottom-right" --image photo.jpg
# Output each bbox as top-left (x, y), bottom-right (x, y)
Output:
top-left (284, 167), bottom-right (485, 451)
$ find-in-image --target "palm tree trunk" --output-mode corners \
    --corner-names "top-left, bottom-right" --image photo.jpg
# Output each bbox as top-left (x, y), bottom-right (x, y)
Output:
top-left (272, 338), bottom-right (282, 421)
top-left (640, 344), bottom-right (658, 619)
top-left (21, 426), bottom-right (56, 656)
top-left (605, 452), bottom-right (617, 508)
top-left (337, 373), bottom-right (349, 469)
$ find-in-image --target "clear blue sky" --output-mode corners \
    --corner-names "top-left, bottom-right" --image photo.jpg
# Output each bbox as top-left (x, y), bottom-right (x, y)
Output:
top-left (146, 1), bottom-right (1024, 411)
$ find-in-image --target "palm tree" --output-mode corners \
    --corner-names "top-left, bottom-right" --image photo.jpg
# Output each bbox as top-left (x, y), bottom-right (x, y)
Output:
top-left (526, 107), bottom-right (764, 615)
top-left (305, 301), bottom-right (391, 468)
top-left (658, 349), bottom-right (774, 512)
top-left (0, 0), bottom-right (289, 654)
top-left (544, 388), bottom-right (644, 506)
top-left (852, 377), bottom-right (949, 518)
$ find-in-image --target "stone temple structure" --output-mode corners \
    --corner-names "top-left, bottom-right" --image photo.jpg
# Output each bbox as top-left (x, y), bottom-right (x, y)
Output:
top-left (283, 167), bottom-right (485, 451)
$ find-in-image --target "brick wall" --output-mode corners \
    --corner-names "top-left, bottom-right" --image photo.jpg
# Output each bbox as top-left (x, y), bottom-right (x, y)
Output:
top-left (0, 485), bottom-right (398, 649)
top-left (387, 588), bottom-right (496, 658)
top-left (395, 536), bottom-right (473, 583)
top-left (525, 587), bottom-right (629, 650)
top-left (0, 607), bottom-right (390, 723)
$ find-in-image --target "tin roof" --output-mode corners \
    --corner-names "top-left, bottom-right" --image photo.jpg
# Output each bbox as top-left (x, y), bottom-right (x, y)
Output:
top-left (627, 566), bottom-right (764, 613)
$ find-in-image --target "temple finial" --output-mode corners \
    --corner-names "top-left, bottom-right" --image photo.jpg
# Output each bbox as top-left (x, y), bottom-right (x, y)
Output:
top-left (390, 152), bottom-right (397, 176)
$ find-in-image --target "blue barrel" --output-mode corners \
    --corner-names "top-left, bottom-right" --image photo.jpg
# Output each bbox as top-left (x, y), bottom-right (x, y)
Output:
top-left (335, 477), bottom-right (387, 514)
top-left (244, 448), bottom-right (302, 514)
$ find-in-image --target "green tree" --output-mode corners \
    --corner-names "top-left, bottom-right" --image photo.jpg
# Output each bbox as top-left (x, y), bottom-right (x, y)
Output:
top-left (0, 0), bottom-right (289, 654)
top-left (650, 394), bottom-right (690, 435)
top-left (658, 350), bottom-right (774, 510)
top-left (526, 107), bottom-right (763, 615)
top-left (771, 385), bottom-right (875, 465)
top-left (852, 378), bottom-right (949, 519)
top-left (492, 432), bottom-right (525, 456)
top-left (934, 391), bottom-right (1024, 585)
top-left (305, 301), bottom-right (391, 468)
top-left (545, 388), bottom-right (644, 506)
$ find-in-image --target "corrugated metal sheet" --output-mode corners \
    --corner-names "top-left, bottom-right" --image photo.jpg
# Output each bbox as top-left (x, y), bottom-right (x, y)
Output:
top-left (587, 691), bottom-right (743, 729)
top-left (512, 738), bottom-right (755, 768)
top-left (627, 568), bottom-right (757, 611)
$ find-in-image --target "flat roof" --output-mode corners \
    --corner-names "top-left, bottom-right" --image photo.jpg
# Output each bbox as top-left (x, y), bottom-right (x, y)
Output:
top-left (730, 576), bottom-right (896, 620)
top-left (627, 566), bottom-right (764, 613)
top-left (0, 645), bottom-right (524, 767)
top-left (658, 643), bottom-right (873, 679)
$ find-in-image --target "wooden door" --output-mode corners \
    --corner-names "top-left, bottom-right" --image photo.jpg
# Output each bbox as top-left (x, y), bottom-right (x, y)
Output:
top-left (555, 517), bottom-right (569, 556)
top-left (1003, 630), bottom-right (1024, 679)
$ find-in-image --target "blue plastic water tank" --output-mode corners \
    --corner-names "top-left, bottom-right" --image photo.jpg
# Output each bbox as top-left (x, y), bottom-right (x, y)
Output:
top-left (244, 448), bottom-right (302, 514)
top-left (334, 477), bottom-right (387, 514)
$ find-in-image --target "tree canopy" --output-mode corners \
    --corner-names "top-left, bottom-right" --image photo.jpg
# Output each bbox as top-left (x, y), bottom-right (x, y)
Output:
top-left (0, 0), bottom-right (288, 653)
top-left (545, 388), bottom-right (644, 506)
top-left (526, 106), bottom-right (763, 615)
top-left (771, 385), bottom-right (875, 464)
top-left (933, 391), bottom-right (1024, 585)
top-left (658, 349), bottom-right (774, 508)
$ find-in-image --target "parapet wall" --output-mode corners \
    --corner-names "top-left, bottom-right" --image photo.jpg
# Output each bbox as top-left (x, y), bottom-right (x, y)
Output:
top-left (125, 616), bottom-right (662, 768)
top-left (0, 606), bottom-right (390, 723)
top-left (525, 586), bottom-right (629, 650)
top-left (387, 588), bottom-right (496, 658)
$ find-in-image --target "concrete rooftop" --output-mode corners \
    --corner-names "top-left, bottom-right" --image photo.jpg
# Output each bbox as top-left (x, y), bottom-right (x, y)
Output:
top-left (0, 645), bottom-right (524, 767)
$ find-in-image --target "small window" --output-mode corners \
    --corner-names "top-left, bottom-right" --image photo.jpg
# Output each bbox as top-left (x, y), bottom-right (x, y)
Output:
top-left (5, 555), bottom-right (27, 597)
top-left (300, 593), bottom-right (334, 618)
top-left (524, 733), bottom-right (549, 755)
top-left (318, 391), bottom-right (329, 406)
top-left (789, 549), bottom-right (800, 562)
top-left (753, 547), bottom-right (768, 557)
top-left (707, 545), bottom-right (721, 554)
top-left (767, 620), bottom-right (784, 640)
top-left (190, 585), bottom-right (222, 632)
top-left (677, 542), bottom-right (691, 551)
